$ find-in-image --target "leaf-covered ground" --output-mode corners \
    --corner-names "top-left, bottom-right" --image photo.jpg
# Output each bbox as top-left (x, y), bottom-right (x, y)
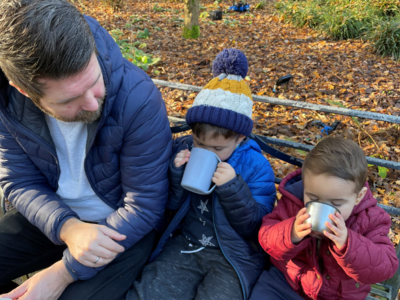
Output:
top-left (74, 0), bottom-right (400, 242)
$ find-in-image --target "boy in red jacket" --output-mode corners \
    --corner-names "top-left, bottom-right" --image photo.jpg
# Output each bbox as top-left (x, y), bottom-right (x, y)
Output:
top-left (250, 137), bottom-right (399, 300)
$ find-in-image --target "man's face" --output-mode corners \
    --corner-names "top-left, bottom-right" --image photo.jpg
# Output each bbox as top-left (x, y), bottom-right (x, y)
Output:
top-left (36, 53), bottom-right (106, 123)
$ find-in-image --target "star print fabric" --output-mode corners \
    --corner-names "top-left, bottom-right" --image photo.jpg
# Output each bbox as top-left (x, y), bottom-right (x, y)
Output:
top-left (181, 194), bottom-right (219, 248)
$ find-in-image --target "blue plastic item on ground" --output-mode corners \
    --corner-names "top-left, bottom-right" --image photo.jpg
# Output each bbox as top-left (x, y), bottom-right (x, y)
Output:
top-left (229, 2), bottom-right (250, 12)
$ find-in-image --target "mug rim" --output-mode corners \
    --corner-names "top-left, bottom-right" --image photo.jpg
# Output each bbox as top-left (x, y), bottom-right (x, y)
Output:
top-left (305, 200), bottom-right (341, 215)
top-left (191, 146), bottom-right (221, 162)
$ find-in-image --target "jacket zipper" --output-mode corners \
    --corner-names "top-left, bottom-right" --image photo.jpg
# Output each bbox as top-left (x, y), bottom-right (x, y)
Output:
top-left (212, 195), bottom-right (247, 300)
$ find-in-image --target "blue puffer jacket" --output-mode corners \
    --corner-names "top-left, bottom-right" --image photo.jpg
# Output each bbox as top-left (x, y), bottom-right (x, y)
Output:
top-left (0, 16), bottom-right (172, 281)
top-left (150, 135), bottom-right (276, 300)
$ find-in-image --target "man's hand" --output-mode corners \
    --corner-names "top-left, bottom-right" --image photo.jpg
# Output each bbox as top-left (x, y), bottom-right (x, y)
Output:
top-left (0, 260), bottom-right (73, 300)
top-left (291, 208), bottom-right (312, 244)
top-left (60, 218), bottom-right (126, 267)
top-left (212, 162), bottom-right (236, 186)
top-left (174, 149), bottom-right (191, 168)
top-left (324, 212), bottom-right (348, 249)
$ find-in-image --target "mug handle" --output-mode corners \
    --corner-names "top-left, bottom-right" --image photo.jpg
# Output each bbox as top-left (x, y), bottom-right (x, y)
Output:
top-left (203, 154), bottom-right (222, 194)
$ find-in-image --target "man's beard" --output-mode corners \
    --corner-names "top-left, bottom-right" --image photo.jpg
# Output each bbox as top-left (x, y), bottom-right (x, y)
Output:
top-left (38, 96), bottom-right (105, 124)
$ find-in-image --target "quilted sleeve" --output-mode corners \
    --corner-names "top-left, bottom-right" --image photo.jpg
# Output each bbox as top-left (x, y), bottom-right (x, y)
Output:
top-left (0, 114), bottom-right (79, 245)
top-left (259, 199), bottom-right (311, 260)
top-left (63, 76), bottom-right (173, 281)
top-left (330, 208), bottom-right (399, 284)
top-left (215, 157), bottom-right (276, 237)
top-left (215, 175), bottom-right (266, 237)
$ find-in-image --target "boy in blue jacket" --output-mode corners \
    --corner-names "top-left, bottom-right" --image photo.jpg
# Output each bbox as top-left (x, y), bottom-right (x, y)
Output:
top-left (127, 49), bottom-right (276, 300)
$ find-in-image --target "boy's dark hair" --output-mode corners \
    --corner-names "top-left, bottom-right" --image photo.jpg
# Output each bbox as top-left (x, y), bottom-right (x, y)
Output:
top-left (190, 123), bottom-right (241, 140)
top-left (0, 0), bottom-right (96, 104)
top-left (302, 137), bottom-right (367, 192)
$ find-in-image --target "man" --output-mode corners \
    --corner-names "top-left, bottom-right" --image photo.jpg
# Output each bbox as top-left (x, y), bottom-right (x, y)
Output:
top-left (0, 0), bottom-right (172, 299)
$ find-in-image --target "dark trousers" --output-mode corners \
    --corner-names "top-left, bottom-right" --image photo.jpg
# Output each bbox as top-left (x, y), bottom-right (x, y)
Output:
top-left (127, 234), bottom-right (243, 300)
top-left (249, 266), bottom-right (304, 300)
top-left (0, 209), bottom-right (157, 300)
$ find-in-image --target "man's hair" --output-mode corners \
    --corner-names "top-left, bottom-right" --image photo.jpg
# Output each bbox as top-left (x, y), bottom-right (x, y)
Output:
top-left (0, 0), bottom-right (96, 103)
top-left (302, 137), bottom-right (367, 192)
top-left (190, 123), bottom-right (241, 140)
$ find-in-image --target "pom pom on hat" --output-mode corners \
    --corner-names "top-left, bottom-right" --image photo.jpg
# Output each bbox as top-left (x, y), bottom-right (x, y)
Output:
top-left (212, 48), bottom-right (248, 79)
top-left (187, 48), bottom-right (254, 136)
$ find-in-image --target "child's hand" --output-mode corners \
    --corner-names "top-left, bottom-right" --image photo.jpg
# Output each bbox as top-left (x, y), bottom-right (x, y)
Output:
top-left (324, 212), bottom-right (348, 249)
top-left (212, 162), bottom-right (236, 186)
top-left (291, 208), bottom-right (312, 244)
top-left (174, 149), bottom-right (191, 168)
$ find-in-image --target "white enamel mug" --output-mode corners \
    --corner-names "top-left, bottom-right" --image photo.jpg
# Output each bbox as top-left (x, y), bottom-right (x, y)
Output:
top-left (181, 147), bottom-right (221, 195)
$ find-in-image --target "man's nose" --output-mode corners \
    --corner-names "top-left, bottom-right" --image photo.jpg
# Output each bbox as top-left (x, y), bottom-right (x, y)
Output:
top-left (81, 96), bottom-right (99, 112)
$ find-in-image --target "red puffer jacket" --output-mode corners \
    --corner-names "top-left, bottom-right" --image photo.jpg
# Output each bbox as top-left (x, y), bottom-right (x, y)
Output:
top-left (259, 169), bottom-right (399, 300)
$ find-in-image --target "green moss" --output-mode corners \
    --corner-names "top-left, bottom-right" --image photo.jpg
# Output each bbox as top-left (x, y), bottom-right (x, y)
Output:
top-left (183, 25), bottom-right (200, 39)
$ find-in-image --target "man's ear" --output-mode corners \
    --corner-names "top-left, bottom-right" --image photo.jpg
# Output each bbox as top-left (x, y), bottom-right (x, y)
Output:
top-left (9, 81), bottom-right (31, 98)
top-left (356, 187), bottom-right (368, 204)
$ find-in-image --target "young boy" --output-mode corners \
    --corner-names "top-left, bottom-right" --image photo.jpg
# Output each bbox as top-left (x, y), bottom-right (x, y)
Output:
top-left (127, 49), bottom-right (276, 300)
top-left (250, 137), bottom-right (399, 300)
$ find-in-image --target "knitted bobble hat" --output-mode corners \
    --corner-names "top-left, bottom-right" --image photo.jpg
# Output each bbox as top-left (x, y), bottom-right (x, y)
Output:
top-left (186, 48), bottom-right (253, 136)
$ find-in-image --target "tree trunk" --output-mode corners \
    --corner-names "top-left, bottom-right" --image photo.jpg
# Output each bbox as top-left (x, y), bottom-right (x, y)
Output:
top-left (183, 0), bottom-right (200, 39)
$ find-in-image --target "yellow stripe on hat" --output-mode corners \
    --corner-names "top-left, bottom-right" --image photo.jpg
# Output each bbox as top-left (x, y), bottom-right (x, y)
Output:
top-left (204, 77), bottom-right (252, 100)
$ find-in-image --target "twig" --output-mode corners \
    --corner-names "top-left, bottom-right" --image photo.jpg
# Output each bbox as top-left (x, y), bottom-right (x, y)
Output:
top-left (353, 120), bottom-right (380, 151)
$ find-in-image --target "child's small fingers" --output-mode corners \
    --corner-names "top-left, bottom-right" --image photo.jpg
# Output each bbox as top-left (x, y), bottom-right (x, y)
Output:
top-left (215, 167), bottom-right (224, 173)
top-left (329, 214), bottom-right (339, 226)
top-left (296, 208), bottom-right (307, 218)
top-left (296, 213), bottom-right (310, 224)
top-left (213, 171), bottom-right (222, 179)
top-left (296, 225), bottom-right (311, 234)
top-left (176, 153), bottom-right (186, 159)
top-left (334, 212), bottom-right (346, 229)
top-left (324, 230), bottom-right (337, 242)
top-left (297, 223), bottom-right (312, 231)
top-left (217, 162), bottom-right (230, 169)
top-left (325, 222), bottom-right (340, 236)
top-left (329, 213), bottom-right (345, 230)
top-left (298, 229), bottom-right (311, 237)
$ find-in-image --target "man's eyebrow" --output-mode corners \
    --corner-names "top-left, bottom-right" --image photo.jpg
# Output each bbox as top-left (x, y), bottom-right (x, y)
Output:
top-left (57, 73), bottom-right (101, 104)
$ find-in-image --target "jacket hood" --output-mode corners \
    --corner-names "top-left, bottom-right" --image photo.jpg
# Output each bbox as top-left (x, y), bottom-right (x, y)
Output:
top-left (279, 169), bottom-right (377, 216)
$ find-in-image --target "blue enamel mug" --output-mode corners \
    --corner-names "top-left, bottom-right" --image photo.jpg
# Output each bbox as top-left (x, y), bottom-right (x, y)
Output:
top-left (181, 147), bottom-right (221, 195)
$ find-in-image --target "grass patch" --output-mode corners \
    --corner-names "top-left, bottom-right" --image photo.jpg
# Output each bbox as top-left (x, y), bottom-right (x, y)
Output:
top-left (275, 0), bottom-right (400, 59)
top-left (371, 16), bottom-right (400, 59)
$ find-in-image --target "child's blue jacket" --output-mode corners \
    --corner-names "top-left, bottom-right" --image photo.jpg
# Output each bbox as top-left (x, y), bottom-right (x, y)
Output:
top-left (150, 135), bottom-right (276, 300)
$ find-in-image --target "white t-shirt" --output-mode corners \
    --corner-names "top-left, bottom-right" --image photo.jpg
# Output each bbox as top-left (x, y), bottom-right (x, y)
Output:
top-left (45, 115), bottom-right (115, 222)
